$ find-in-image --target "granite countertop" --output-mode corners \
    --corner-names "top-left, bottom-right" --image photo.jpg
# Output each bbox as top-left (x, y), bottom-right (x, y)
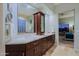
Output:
top-left (5, 33), bottom-right (55, 45)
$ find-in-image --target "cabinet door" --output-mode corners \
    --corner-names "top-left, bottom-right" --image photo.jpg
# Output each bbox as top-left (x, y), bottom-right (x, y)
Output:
top-left (38, 38), bottom-right (48, 55)
top-left (34, 15), bottom-right (38, 33)
top-left (34, 45), bottom-right (41, 56)
top-left (26, 48), bottom-right (35, 56)
top-left (6, 44), bottom-right (26, 56)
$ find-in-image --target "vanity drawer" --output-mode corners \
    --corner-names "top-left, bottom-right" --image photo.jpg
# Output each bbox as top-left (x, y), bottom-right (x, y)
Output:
top-left (6, 44), bottom-right (26, 56)
top-left (6, 44), bottom-right (26, 52)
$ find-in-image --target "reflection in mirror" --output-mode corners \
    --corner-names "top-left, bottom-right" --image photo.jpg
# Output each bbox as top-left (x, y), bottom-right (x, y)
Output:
top-left (17, 4), bottom-right (35, 33)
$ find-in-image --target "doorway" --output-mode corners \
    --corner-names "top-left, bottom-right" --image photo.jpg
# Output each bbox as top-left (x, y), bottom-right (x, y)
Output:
top-left (58, 9), bottom-right (75, 48)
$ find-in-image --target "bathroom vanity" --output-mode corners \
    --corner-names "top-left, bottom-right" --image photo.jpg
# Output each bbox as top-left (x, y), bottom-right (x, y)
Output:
top-left (5, 4), bottom-right (55, 56)
top-left (5, 33), bottom-right (55, 56)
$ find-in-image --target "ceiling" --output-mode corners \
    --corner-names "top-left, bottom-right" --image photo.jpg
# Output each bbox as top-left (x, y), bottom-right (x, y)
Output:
top-left (59, 10), bottom-right (74, 19)
top-left (18, 3), bottom-right (78, 18)
top-left (17, 3), bottom-right (56, 17)
top-left (18, 3), bottom-right (38, 17)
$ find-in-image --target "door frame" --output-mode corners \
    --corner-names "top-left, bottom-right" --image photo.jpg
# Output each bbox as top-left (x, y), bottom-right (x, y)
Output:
top-left (58, 9), bottom-right (75, 47)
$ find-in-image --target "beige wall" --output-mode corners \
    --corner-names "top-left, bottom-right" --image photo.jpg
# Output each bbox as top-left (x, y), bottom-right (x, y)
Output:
top-left (0, 4), bottom-right (5, 56)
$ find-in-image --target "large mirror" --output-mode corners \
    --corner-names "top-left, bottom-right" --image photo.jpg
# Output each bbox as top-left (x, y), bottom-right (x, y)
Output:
top-left (17, 4), bottom-right (36, 33)
top-left (17, 4), bottom-right (45, 34)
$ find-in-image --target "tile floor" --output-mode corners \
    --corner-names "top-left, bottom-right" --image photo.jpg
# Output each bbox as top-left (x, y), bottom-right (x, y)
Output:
top-left (44, 37), bottom-right (79, 56)
top-left (44, 44), bottom-right (79, 56)
top-left (50, 45), bottom-right (79, 56)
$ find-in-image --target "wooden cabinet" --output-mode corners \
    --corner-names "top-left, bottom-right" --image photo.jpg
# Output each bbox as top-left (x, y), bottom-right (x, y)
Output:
top-left (6, 35), bottom-right (55, 56)
top-left (6, 44), bottom-right (26, 56)
top-left (33, 11), bottom-right (45, 35)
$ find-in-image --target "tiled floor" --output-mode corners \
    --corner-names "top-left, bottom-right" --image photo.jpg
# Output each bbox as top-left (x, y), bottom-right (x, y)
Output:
top-left (44, 44), bottom-right (79, 56)
top-left (50, 45), bottom-right (79, 56)
top-left (59, 35), bottom-right (73, 48)
top-left (43, 44), bottom-right (57, 56)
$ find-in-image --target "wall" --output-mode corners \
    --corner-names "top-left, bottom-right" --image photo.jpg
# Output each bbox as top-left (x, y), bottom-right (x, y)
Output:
top-left (0, 4), bottom-right (5, 56)
top-left (74, 7), bottom-right (79, 52)
top-left (41, 5), bottom-right (55, 33)
top-left (53, 9), bottom-right (59, 45)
